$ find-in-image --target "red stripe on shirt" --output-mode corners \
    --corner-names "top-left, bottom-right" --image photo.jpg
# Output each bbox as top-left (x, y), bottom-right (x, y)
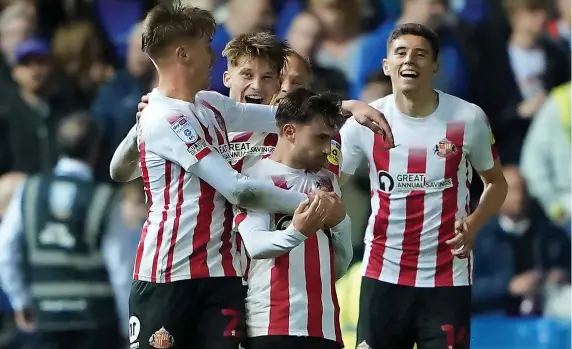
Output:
top-left (190, 180), bottom-right (215, 278)
top-left (365, 135), bottom-right (391, 280)
top-left (165, 168), bottom-right (186, 282)
top-left (134, 141), bottom-right (152, 279)
top-left (398, 148), bottom-right (427, 286)
top-left (304, 234), bottom-right (324, 338)
top-left (328, 240), bottom-right (343, 344)
top-left (435, 123), bottom-right (465, 287)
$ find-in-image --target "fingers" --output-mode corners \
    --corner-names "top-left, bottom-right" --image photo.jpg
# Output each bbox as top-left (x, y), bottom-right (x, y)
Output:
top-left (446, 234), bottom-right (462, 246)
top-left (137, 102), bottom-right (146, 113)
top-left (295, 199), bottom-right (310, 214)
top-left (367, 112), bottom-right (394, 147)
top-left (141, 94), bottom-right (150, 103)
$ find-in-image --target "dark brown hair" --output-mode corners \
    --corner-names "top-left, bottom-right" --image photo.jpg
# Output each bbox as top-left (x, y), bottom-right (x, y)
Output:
top-left (141, 3), bottom-right (216, 59)
top-left (222, 31), bottom-right (289, 75)
top-left (502, 0), bottom-right (547, 15)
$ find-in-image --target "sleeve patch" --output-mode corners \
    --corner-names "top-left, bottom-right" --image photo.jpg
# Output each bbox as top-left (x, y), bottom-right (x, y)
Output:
top-left (327, 139), bottom-right (342, 166)
top-left (170, 116), bottom-right (199, 144)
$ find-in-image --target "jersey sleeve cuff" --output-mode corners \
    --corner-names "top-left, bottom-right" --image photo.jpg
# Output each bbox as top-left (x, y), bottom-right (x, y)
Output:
top-left (285, 224), bottom-right (307, 243)
top-left (331, 215), bottom-right (351, 236)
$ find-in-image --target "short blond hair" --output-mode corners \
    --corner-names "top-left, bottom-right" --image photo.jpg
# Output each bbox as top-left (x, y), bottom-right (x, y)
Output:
top-left (222, 31), bottom-right (289, 75)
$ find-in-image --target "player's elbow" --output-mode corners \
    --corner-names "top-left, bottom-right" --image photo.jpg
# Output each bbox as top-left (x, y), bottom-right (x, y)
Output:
top-left (230, 179), bottom-right (260, 208)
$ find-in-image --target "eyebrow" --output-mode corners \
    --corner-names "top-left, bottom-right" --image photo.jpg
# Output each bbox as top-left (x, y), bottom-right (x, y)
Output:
top-left (394, 46), bottom-right (429, 54)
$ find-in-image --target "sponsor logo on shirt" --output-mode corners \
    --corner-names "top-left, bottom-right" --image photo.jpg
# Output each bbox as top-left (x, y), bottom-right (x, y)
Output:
top-left (378, 171), bottom-right (453, 193)
top-left (225, 142), bottom-right (275, 164)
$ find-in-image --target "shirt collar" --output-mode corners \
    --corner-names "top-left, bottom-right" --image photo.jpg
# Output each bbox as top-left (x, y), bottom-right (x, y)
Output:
top-left (53, 157), bottom-right (93, 180)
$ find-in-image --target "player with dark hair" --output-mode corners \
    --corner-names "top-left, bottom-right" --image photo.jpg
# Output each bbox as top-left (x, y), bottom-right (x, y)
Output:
top-left (236, 88), bottom-right (352, 349)
top-left (340, 23), bottom-right (508, 349)
top-left (108, 4), bottom-right (393, 349)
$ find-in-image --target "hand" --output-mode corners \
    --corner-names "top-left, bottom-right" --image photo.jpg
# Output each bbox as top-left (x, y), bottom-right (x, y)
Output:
top-left (292, 197), bottom-right (329, 237)
top-left (323, 192), bottom-right (345, 228)
top-left (136, 93), bottom-right (150, 122)
top-left (509, 270), bottom-right (541, 296)
top-left (445, 219), bottom-right (476, 258)
top-left (343, 100), bottom-right (394, 147)
top-left (518, 93), bottom-right (546, 119)
top-left (546, 269), bottom-right (566, 284)
top-left (14, 307), bottom-right (35, 332)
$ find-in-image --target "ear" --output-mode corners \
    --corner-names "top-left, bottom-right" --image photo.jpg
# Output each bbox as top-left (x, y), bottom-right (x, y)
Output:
top-left (223, 71), bottom-right (232, 88)
top-left (382, 58), bottom-right (390, 76)
top-left (282, 124), bottom-right (296, 142)
top-left (175, 46), bottom-right (188, 61)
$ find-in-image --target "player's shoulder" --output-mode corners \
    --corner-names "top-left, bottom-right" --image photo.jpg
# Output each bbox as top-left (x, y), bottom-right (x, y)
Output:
top-left (228, 131), bottom-right (272, 143)
top-left (437, 91), bottom-right (485, 123)
top-left (368, 94), bottom-right (394, 110)
top-left (196, 90), bottom-right (229, 110)
top-left (242, 157), bottom-right (275, 178)
top-left (141, 90), bottom-right (195, 128)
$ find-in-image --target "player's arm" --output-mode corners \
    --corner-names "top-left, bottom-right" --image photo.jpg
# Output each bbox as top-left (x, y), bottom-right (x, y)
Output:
top-left (155, 115), bottom-right (306, 214)
top-left (109, 125), bottom-right (141, 182)
top-left (200, 91), bottom-right (394, 138)
top-left (338, 117), bottom-right (366, 186)
top-left (466, 107), bottom-right (508, 232)
top-left (0, 183), bottom-right (31, 312)
top-left (236, 211), bottom-right (307, 259)
top-left (330, 178), bottom-right (353, 279)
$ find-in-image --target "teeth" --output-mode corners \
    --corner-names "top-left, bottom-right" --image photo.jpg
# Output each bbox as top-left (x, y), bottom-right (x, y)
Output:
top-left (400, 70), bottom-right (418, 77)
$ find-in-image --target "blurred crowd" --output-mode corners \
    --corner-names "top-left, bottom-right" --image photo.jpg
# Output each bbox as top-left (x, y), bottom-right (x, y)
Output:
top-left (0, 0), bottom-right (570, 347)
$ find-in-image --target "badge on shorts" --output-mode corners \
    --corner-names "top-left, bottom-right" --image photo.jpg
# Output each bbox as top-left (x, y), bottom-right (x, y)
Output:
top-left (148, 327), bottom-right (174, 348)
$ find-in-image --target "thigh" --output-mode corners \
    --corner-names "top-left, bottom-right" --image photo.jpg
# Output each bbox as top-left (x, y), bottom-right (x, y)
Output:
top-left (196, 277), bottom-right (246, 349)
top-left (129, 280), bottom-right (198, 349)
top-left (356, 277), bottom-right (416, 349)
top-left (415, 286), bottom-right (471, 349)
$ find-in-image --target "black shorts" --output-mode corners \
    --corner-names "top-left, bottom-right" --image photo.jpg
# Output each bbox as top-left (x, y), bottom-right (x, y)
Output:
top-left (128, 277), bottom-right (245, 349)
top-left (357, 277), bottom-right (471, 349)
top-left (246, 335), bottom-right (341, 349)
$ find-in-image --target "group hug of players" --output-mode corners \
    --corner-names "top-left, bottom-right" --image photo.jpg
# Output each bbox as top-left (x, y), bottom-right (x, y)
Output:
top-left (110, 3), bottom-right (508, 349)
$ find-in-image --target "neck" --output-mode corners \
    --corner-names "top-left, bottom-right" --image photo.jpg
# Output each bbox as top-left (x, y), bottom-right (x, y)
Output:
top-left (156, 66), bottom-right (201, 103)
top-left (393, 88), bottom-right (438, 117)
top-left (270, 138), bottom-right (305, 170)
top-left (510, 32), bottom-right (538, 49)
top-left (20, 88), bottom-right (42, 106)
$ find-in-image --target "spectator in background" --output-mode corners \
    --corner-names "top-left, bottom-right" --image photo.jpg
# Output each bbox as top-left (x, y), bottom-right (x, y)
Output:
top-left (309, 0), bottom-right (363, 89)
top-left (0, 2), bottom-right (34, 84)
top-left (0, 113), bottom-right (131, 349)
top-left (91, 22), bottom-right (153, 182)
top-left (359, 70), bottom-right (392, 103)
top-left (472, 166), bottom-right (571, 316)
top-left (545, 0), bottom-right (570, 47)
top-left (52, 20), bottom-right (115, 108)
top-left (285, 12), bottom-right (349, 96)
top-left (521, 82), bottom-right (571, 235)
top-left (353, 0), bottom-right (469, 99)
top-left (0, 38), bottom-right (82, 174)
top-left (476, 0), bottom-right (569, 164)
top-left (210, 0), bottom-right (275, 94)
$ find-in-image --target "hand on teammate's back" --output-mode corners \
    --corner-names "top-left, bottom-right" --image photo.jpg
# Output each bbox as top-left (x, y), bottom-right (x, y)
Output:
top-left (292, 195), bottom-right (330, 237)
top-left (136, 93), bottom-right (150, 121)
top-left (344, 100), bottom-right (395, 147)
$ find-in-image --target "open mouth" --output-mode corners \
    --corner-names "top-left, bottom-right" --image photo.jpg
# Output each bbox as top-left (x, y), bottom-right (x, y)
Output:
top-left (244, 95), bottom-right (263, 104)
top-left (399, 70), bottom-right (419, 79)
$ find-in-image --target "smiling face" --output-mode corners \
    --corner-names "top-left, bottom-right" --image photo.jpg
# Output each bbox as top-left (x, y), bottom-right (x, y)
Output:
top-left (383, 33), bottom-right (438, 94)
top-left (224, 56), bottom-right (280, 104)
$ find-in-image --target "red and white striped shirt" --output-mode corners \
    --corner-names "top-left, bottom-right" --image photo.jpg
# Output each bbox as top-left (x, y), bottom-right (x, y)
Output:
top-left (228, 131), bottom-right (343, 175)
top-left (235, 159), bottom-right (343, 344)
top-left (340, 91), bottom-right (498, 287)
top-left (133, 89), bottom-right (279, 282)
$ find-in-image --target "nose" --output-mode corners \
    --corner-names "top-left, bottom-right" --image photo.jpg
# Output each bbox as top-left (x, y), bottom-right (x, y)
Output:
top-left (281, 80), bottom-right (291, 94)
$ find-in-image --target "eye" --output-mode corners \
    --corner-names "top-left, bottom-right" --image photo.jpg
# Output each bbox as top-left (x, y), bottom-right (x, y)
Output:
top-left (263, 75), bottom-right (273, 80)
top-left (241, 73), bottom-right (252, 79)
